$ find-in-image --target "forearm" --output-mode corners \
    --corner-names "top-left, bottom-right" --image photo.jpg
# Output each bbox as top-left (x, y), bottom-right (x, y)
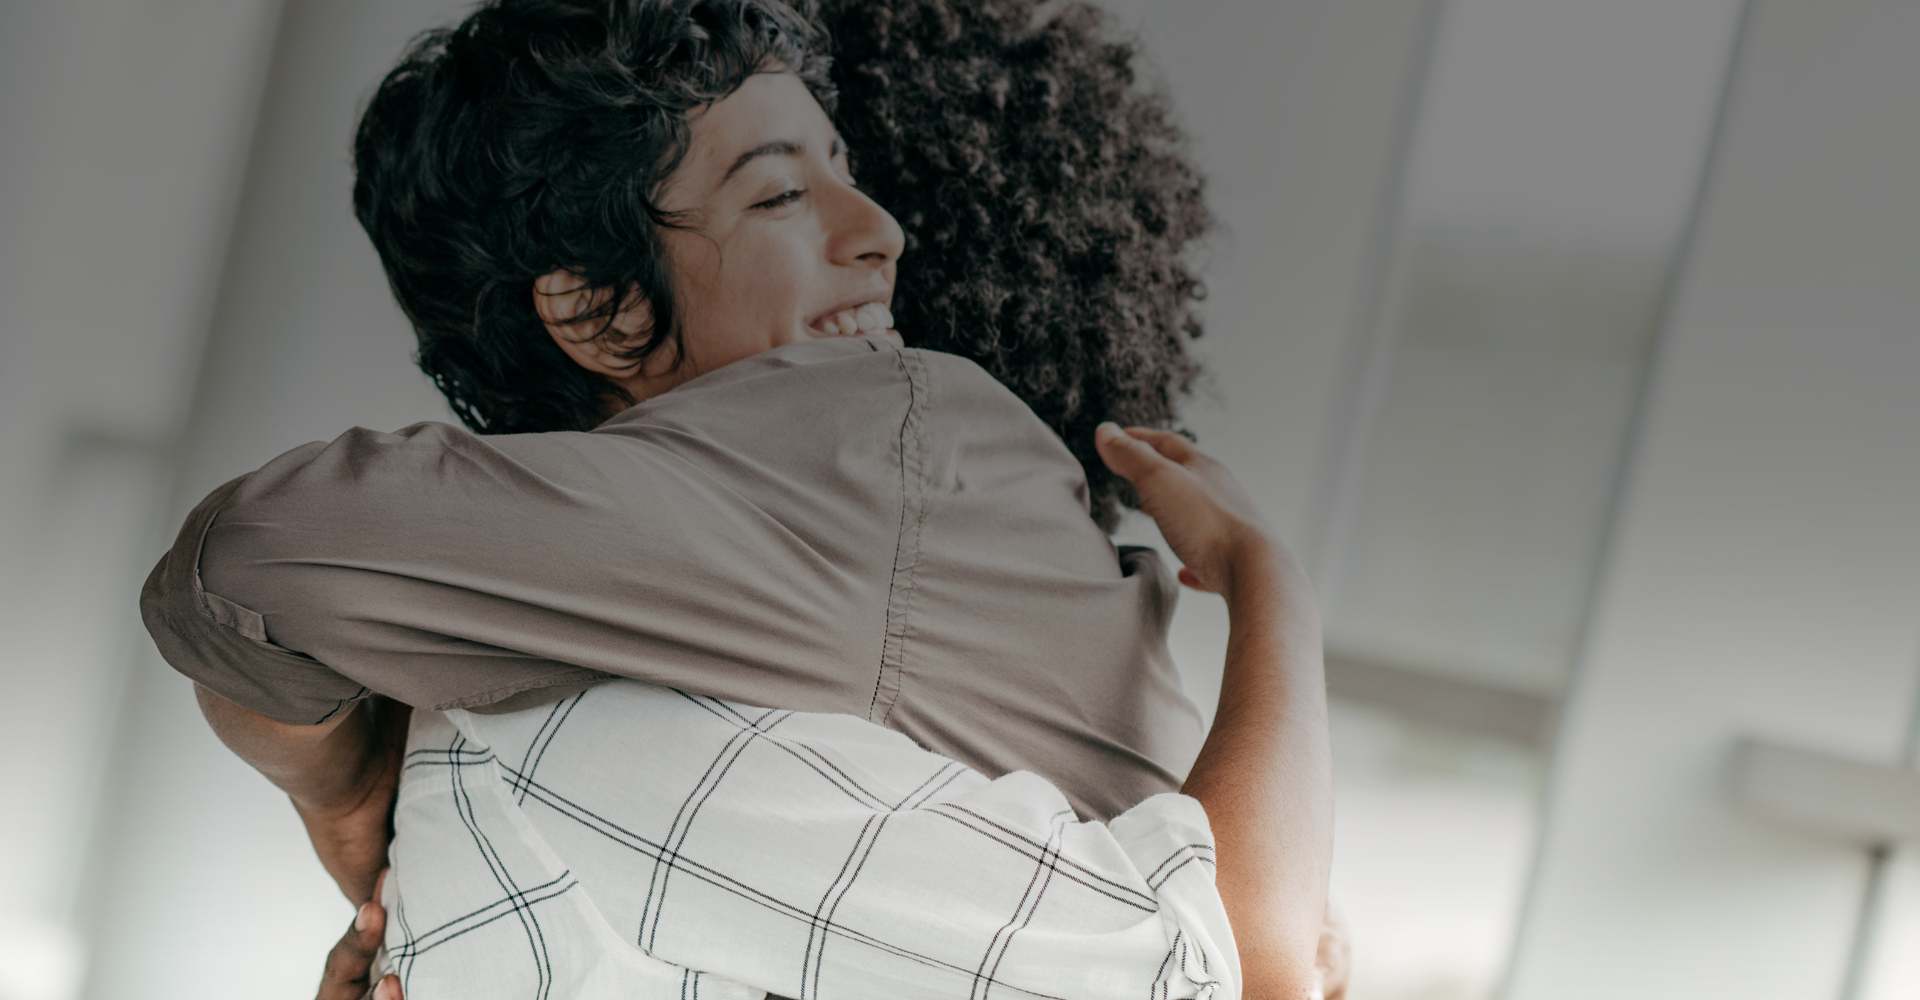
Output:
top-left (1180, 546), bottom-right (1333, 999)
top-left (194, 682), bottom-right (381, 811)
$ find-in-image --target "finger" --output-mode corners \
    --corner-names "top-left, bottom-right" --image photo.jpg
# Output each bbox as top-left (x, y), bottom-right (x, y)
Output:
top-left (322, 905), bottom-right (378, 982)
top-left (375, 974), bottom-right (403, 1000)
top-left (1093, 422), bottom-right (1173, 479)
top-left (316, 903), bottom-right (383, 1000)
top-left (1119, 425), bottom-right (1198, 464)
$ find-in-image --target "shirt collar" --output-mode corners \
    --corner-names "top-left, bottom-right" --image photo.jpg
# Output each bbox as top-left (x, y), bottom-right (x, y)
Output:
top-left (593, 334), bottom-right (893, 431)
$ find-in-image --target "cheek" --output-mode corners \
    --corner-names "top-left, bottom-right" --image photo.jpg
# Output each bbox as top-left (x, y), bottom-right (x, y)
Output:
top-left (668, 239), bottom-right (723, 298)
top-left (724, 248), bottom-right (814, 326)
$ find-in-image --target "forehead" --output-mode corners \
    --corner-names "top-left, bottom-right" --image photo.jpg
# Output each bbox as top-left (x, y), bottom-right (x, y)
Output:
top-left (666, 72), bottom-right (829, 196)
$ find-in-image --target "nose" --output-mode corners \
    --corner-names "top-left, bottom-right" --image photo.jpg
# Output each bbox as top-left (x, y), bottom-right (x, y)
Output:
top-left (823, 177), bottom-right (905, 272)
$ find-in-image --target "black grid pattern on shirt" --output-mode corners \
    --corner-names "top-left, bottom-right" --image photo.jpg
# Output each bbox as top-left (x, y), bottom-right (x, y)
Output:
top-left (386, 687), bottom-right (1222, 1000)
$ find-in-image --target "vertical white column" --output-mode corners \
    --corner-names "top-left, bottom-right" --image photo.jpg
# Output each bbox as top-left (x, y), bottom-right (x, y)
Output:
top-left (1857, 679), bottom-right (1920, 999)
top-left (1503, 2), bottom-right (1920, 997)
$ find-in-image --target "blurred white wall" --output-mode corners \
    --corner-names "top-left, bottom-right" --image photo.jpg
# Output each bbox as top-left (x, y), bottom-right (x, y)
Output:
top-left (0, 4), bottom-right (285, 998)
top-left (1503, 1), bottom-right (1920, 997)
top-left (58, 3), bottom-right (477, 997)
top-left (1317, 0), bottom-right (1745, 700)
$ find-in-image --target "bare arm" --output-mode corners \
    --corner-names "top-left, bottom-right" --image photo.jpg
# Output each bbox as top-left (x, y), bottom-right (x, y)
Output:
top-left (1094, 422), bottom-right (1335, 1000)
top-left (195, 683), bottom-right (367, 804)
top-left (1180, 543), bottom-right (1332, 999)
top-left (194, 684), bottom-right (408, 906)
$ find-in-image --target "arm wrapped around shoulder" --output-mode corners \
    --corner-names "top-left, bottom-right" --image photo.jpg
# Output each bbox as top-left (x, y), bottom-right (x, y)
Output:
top-left (137, 422), bottom-right (610, 724)
top-left (137, 410), bottom-right (897, 724)
top-left (139, 465), bottom-right (370, 725)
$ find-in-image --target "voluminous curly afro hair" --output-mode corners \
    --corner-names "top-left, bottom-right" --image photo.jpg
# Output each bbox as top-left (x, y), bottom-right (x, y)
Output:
top-left (351, 0), bottom-right (1218, 535)
top-left (816, 0), bottom-right (1218, 533)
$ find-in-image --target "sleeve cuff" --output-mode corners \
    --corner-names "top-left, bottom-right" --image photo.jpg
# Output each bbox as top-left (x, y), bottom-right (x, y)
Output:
top-left (138, 472), bottom-right (368, 725)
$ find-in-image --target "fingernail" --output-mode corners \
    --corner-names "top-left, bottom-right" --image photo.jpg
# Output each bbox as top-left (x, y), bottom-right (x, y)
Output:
top-left (375, 979), bottom-right (397, 1000)
top-left (1096, 421), bottom-right (1119, 439)
top-left (355, 902), bottom-right (373, 932)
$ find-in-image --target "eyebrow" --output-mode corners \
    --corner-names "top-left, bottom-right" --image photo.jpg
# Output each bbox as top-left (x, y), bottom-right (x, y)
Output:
top-left (715, 134), bottom-right (847, 193)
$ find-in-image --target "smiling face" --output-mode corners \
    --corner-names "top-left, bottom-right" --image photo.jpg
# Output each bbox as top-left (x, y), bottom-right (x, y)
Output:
top-left (535, 69), bottom-right (906, 405)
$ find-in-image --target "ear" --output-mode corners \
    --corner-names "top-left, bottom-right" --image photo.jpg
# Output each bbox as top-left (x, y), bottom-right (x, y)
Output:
top-left (532, 268), bottom-right (663, 380)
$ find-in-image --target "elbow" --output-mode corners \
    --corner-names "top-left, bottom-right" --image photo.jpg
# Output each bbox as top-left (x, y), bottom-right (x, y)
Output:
top-left (137, 551), bottom-right (176, 643)
top-left (1238, 955), bottom-right (1320, 1000)
top-left (1235, 919), bottom-right (1326, 1000)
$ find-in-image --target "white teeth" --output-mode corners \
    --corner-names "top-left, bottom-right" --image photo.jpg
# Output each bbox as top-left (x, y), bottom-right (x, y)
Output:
top-left (854, 303), bottom-right (891, 333)
top-left (812, 302), bottom-right (894, 337)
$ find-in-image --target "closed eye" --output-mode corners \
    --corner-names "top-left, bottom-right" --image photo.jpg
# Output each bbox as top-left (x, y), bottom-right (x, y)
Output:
top-left (754, 189), bottom-right (805, 210)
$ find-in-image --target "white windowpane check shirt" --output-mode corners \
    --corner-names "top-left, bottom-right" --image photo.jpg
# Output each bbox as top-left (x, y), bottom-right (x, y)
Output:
top-left (371, 681), bottom-right (1238, 999)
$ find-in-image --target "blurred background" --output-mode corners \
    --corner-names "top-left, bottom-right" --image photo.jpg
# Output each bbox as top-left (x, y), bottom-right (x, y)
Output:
top-left (1, 0), bottom-right (1916, 997)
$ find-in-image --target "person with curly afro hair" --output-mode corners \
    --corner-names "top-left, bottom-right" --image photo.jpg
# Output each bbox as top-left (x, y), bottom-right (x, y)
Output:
top-left (813, 0), bottom-right (1219, 535)
top-left (181, 0), bottom-right (1342, 996)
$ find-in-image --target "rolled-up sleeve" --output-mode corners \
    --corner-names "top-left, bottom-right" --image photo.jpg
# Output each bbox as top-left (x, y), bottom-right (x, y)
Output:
top-left (137, 412), bottom-right (897, 725)
top-left (139, 468), bottom-right (374, 724)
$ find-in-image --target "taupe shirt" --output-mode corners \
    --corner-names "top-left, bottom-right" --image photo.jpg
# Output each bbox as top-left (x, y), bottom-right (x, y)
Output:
top-left (138, 334), bottom-right (1205, 821)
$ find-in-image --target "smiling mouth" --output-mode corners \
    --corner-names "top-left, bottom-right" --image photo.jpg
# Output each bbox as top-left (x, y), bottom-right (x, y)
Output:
top-left (807, 301), bottom-right (897, 338)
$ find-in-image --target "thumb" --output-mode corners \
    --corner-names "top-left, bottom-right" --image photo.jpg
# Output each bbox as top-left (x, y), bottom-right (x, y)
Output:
top-left (1093, 422), bottom-right (1154, 477)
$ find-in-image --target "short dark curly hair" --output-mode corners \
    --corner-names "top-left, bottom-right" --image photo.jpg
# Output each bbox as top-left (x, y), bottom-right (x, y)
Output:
top-left (350, 0), bottom-right (839, 434)
top-left (350, 0), bottom-right (1217, 534)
